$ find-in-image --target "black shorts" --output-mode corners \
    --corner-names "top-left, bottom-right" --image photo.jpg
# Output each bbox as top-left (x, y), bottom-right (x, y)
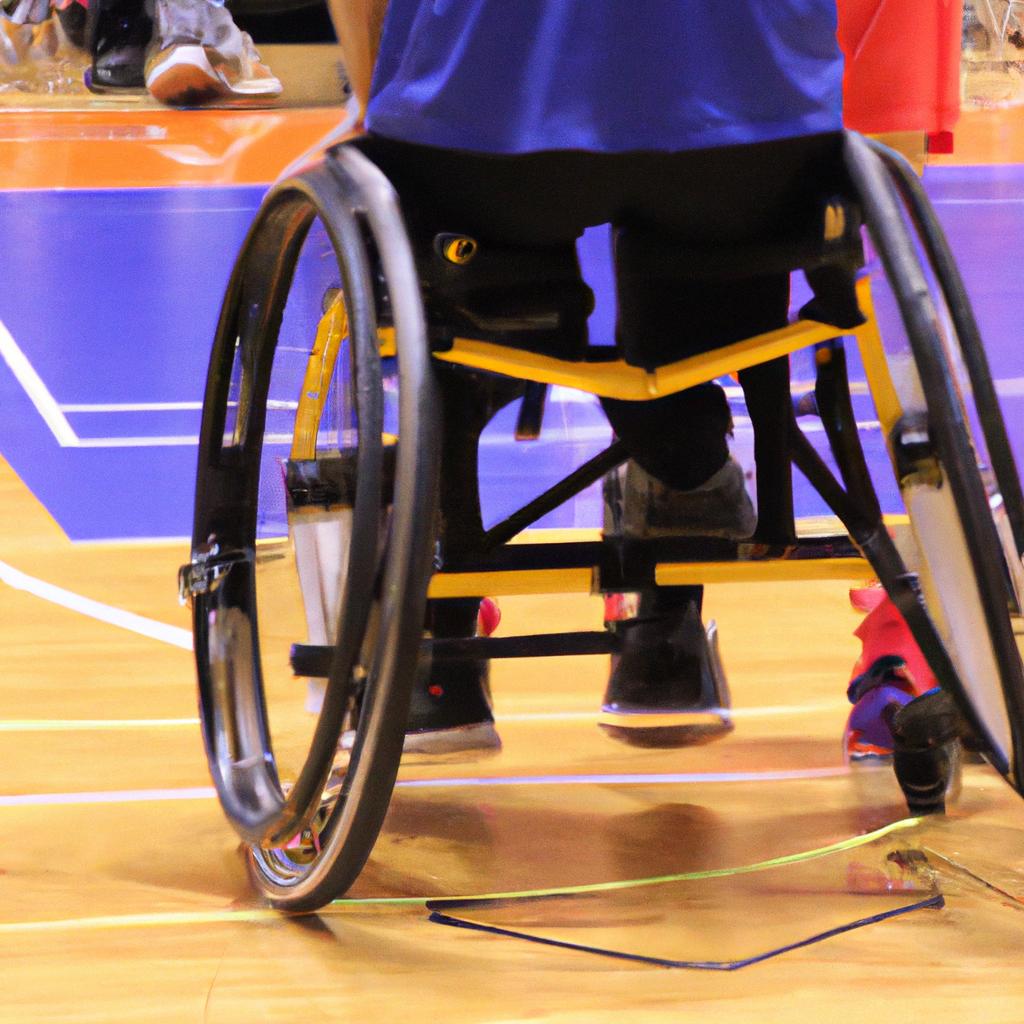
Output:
top-left (351, 132), bottom-right (844, 490)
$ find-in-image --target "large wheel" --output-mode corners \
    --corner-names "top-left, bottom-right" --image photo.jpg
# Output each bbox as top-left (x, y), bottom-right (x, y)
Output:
top-left (185, 146), bottom-right (440, 910)
top-left (845, 133), bottom-right (1024, 792)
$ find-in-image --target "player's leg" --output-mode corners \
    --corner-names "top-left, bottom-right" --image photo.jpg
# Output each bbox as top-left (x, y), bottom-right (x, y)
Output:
top-left (596, 135), bottom-right (845, 747)
top-left (340, 136), bottom-right (606, 754)
top-left (599, 267), bottom-right (788, 745)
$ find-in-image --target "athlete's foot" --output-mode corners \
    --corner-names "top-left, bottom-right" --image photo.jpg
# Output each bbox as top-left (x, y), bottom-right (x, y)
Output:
top-left (844, 654), bottom-right (917, 761)
top-left (403, 597), bottom-right (502, 759)
top-left (144, 0), bottom-right (280, 107)
top-left (600, 592), bottom-right (732, 748)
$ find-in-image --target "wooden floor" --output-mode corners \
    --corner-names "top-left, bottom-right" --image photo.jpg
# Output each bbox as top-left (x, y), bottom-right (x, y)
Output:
top-left (2, 453), bottom-right (1024, 1023)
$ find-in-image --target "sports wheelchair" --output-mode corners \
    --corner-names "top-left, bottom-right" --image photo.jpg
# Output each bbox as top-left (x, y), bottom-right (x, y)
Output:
top-left (179, 131), bottom-right (1024, 912)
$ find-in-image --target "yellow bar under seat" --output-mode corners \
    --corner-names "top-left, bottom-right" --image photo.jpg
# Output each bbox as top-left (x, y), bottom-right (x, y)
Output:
top-left (433, 278), bottom-right (880, 402)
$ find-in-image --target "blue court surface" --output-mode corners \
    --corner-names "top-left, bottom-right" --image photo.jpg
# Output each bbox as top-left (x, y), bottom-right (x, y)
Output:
top-left (0, 165), bottom-right (1022, 542)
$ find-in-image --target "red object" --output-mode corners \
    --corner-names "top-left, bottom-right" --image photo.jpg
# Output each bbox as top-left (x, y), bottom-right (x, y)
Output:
top-left (848, 582), bottom-right (935, 697)
top-left (927, 130), bottom-right (955, 154)
top-left (603, 593), bottom-right (630, 623)
top-left (477, 597), bottom-right (501, 637)
top-left (838, 0), bottom-right (963, 134)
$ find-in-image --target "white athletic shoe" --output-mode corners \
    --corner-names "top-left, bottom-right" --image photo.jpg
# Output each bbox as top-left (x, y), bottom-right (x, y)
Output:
top-left (145, 0), bottom-right (281, 107)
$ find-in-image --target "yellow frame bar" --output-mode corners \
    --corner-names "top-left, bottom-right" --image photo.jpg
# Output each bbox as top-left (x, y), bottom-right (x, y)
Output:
top-left (290, 280), bottom-right (900, 600)
top-left (428, 569), bottom-right (596, 598)
top-left (655, 557), bottom-right (868, 586)
top-left (291, 295), bottom-right (348, 460)
top-left (433, 278), bottom-right (882, 402)
top-left (427, 556), bottom-right (869, 598)
top-left (852, 281), bottom-right (904, 435)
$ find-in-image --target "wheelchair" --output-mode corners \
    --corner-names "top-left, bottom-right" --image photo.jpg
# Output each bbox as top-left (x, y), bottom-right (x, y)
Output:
top-left (179, 131), bottom-right (1024, 912)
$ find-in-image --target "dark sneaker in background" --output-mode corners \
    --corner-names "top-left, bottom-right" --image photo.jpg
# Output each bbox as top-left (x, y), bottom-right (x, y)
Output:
top-left (55, 0), bottom-right (88, 49)
top-left (86, 0), bottom-right (151, 90)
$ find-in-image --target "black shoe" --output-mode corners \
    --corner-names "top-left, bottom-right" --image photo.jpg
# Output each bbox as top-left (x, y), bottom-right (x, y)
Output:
top-left (86, 0), bottom-right (151, 91)
top-left (55, 1), bottom-right (87, 49)
top-left (600, 592), bottom-right (732, 748)
top-left (402, 598), bottom-right (501, 757)
top-left (403, 657), bottom-right (501, 756)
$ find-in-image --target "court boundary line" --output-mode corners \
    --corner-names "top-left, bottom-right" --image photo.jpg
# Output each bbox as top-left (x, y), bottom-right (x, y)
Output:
top-left (0, 701), bottom-right (850, 733)
top-left (0, 767), bottom-right (852, 808)
top-left (0, 558), bottom-right (193, 649)
top-left (3, 318), bottom-right (1023, 451)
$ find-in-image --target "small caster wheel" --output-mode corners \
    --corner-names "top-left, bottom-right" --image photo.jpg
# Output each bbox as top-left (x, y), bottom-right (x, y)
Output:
top-left (889, 688), bottom-right (966, 815)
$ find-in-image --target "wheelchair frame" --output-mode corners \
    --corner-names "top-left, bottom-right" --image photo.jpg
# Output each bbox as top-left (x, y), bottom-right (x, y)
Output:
top-left (180, 131), bottom-right (1024, 911)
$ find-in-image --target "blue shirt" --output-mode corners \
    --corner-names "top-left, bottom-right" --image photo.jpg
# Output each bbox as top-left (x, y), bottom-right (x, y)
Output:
top-left (366, 1), bottom-right (844, 154)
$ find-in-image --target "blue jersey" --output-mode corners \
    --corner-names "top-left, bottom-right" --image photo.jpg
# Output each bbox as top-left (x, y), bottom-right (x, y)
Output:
top-left (365, 0), bottom-right (844, 154)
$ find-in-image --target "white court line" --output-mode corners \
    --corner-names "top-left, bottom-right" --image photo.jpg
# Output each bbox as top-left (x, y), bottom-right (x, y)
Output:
top-left (931, 197), bottom-right (1024, 205)
top-left (0, 320), bottom-right (77, 446)
top-left (394, 767), bottom-right (850, 788)
top-left (74, 435), bottom-right (199, 448)
top-left (500, 701), bottom-right (847, 723)
top-left (0, 701), bottom-right (851, 733)
top-left (0, 559), bottom-right (193, 650)
top-left (0, 767), bottom-right (850, 808)
top-left (0, 719), bottom-right (200, 732)
top-left (0, 787), bottom-right (217, 807)
top-left (4, 313), bottom-right (1024, 449)
top-left (74, 535), bottom-right (191, 548)
top-left (59, 402), bottom-right (203, 412)
top-left (60, 399), bottom-right (296, 413)
top-left (995, 378), bottom-right (1024, 397)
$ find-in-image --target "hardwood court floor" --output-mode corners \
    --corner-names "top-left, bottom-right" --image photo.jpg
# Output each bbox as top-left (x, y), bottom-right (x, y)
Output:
top-left (2, 454), bottom-right (1024, 1023)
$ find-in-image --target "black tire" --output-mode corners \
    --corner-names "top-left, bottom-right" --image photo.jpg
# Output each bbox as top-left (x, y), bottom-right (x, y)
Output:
top-left (845, 132), bottom-right (1024, 792)
top-left (188, 147), bottom-right (439, 910)
top-left (867, 137), bottom-right (1024, 577)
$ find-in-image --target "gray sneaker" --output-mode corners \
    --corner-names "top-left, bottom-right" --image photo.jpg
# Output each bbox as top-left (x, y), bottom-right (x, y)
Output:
top-left (607, 456), bottom-right (756, 540)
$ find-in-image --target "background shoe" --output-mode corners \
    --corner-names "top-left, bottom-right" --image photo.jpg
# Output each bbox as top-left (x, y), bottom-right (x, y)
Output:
top-left (600, 590), bottom-right (732, 748)
top-left (86, 0), bottom-right (150, 90)
top-left (338, 658), bottom-right (500, 759)
top-left (845, 581), bottom-right (936, 759)
top-left (848, 580), bottom-right (936, 696)
top-left (844, 654), bottom-right (918, 760)
top-left (55, 0), bottom-right (88, 49)
top-left (1, 17), bottom-right (31, 63)
top-left (145, 0), bottom-right (280, 107)
top-left (28, 15), bottom-right (57, 57)
top-left (1, 0), bottom-right (49, 25)
top-left (402, 659), bottom-right (501, 757)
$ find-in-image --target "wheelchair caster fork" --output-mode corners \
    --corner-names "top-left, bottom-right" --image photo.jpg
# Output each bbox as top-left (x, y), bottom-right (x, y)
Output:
top-left (890, 688), bottom-right (966, 814)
